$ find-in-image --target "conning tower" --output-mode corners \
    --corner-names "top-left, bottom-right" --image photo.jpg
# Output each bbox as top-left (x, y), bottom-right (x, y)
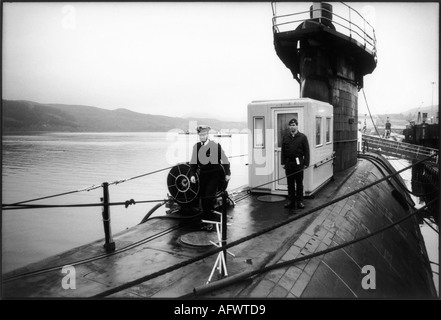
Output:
top-left (272, 2), bottom-right (377, 172)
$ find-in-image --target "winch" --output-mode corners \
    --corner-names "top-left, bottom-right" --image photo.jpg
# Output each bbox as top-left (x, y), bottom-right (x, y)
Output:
top-left (166, 163), bottom-right (230, 213)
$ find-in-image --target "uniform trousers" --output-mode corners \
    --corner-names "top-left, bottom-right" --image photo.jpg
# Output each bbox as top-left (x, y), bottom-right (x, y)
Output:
top-left (199, 170), bottom-right (223, 219)
top-left (285, 167), bottom-right (304, 203)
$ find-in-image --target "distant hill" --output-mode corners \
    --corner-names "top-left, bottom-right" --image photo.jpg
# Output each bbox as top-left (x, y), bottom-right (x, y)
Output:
top-left (359, 105), bottom-right (439, 121)
top-left (1, 100), bottom-right (248, 133)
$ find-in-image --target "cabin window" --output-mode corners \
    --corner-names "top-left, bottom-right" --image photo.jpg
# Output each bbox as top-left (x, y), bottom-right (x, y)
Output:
top-left (315, 117), bottom-right (322, 146)
top-left (253, 117), bottom-right (265, 148)
top-left (326, 117), bottom-right (332, 143)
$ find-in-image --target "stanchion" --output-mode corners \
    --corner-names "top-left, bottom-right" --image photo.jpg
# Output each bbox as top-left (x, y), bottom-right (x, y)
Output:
top-left (101, 182), bottom-right (116, 253)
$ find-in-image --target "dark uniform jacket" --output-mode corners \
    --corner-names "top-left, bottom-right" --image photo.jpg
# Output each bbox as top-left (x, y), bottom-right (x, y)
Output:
top-left (281, 131), bottom-right (310, 170)
top-left (189, 140), bottom-right (231, 177)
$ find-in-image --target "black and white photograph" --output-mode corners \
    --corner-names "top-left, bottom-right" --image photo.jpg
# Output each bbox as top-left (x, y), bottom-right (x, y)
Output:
top-left (1, 1), bottom-right (439, 304)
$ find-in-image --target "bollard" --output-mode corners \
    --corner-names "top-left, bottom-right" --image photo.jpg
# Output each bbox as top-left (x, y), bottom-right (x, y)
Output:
top-left (101, 182), bottom-right (116, 253)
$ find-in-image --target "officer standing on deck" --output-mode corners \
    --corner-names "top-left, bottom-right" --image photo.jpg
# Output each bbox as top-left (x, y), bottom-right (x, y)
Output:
top-left (385, 117), bottom-right (391, 139)
top-left (189, 125), bottom-right (231, 230)
top-left (281, 118), bottom-right (310, 211)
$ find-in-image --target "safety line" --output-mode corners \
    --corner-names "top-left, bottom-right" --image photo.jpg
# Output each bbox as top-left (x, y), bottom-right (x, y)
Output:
top-left (421, 217), bottom-right (439, 234)
top-left (1, 199), bottom-right (168, 210)
top-left (2, 223), bottom-right (184, 282)
top-left (2, 154), bottom-right (249, 206)
top-left (6, 185), bottom-right (102, 206)
top-left (242, 157), bottom-right (336, 195)
top-left (3, 154), bottom-right (436, 288)
top-left (109, 166), bottom-right (175, 186)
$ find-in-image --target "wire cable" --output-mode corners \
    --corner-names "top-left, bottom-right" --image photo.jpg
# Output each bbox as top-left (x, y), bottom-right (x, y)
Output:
top-left (6, 184), bottom-right (102, 206)
top-left (2, 223), bottom-right (183, 282)
top-left (360, 153), bottom-right (440, 197)
top-left (2, 199), bottom-right (168, 210)
top-left (186, 199), bottom-right (437, 298)
top-left (362, 88), bottom-right (381, 137)
top-left (3, 154), bottom-right (249, 206)
top-left (420, 216), bottom-right (439, 234)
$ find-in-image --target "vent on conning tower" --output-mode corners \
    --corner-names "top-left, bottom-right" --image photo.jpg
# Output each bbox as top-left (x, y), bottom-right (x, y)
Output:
top-left (271, 2), bottom-right (377, 173)
top-left (309, 2), bottom-right (334, 28)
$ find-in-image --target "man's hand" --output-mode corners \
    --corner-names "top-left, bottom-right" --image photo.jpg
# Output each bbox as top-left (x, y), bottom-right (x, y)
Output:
top-left (190, 176), bottom-right (196, 184)
top-left (225, 175), bottom-right (231, 182)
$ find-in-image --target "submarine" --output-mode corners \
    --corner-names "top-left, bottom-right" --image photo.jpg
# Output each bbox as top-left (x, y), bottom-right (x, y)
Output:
top-left (2, 2), bottom-right (438, 299)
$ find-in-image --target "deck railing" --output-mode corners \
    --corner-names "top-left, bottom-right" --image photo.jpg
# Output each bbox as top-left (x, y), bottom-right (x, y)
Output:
top-left (271, 2), bottom-right (377, 56)
top-left (362, 134), bottom-right (439, 163)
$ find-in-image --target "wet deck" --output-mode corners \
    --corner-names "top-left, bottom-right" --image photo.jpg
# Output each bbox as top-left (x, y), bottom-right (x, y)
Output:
top-left (2, 154), bottom-right (437, 298)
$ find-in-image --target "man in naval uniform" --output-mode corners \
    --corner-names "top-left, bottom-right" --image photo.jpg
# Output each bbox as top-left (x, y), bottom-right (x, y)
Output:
top-left (281, 118), bottom-right (310, 211)
top-left (189, 125), bottom-right (231, 230)
top-left (385, 117), bottom-right (392, 139)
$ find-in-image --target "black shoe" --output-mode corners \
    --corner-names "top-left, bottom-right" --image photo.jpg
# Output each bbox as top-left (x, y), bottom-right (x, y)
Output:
top-left (284, 201), bottom-right (295, 209)
top-left (200, 222), bottom-right (214, 232)
top-left (297, 202), bottom-right (305, 209)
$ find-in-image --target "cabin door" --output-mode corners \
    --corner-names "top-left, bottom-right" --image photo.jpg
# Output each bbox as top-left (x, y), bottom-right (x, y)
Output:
top-left (273, 109), bottom-right (302, 192)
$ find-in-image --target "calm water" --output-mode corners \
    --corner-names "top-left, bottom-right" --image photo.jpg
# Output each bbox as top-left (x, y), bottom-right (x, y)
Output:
top-left (2, 132), bottom-right (248, 273)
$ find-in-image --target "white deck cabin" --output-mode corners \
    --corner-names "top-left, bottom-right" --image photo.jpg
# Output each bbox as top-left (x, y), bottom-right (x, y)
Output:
top-left (247, 98), bottom-right (334, 196)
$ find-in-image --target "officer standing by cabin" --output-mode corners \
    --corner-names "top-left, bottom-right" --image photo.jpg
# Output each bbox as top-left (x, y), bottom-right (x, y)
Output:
top-left (189, 125), bottom-right (231, 230)
top-left (385, 117), bottom-right (391, 139)
top-left (281, 118), bottom-right (310, 211)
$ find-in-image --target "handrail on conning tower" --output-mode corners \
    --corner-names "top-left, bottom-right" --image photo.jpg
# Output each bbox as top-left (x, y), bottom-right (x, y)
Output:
top-left (271, 2), bottom-right (377, 58)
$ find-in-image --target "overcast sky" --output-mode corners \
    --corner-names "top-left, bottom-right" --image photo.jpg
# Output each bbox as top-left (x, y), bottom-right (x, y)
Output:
top-left (2, 2), bottom-right (439, 121)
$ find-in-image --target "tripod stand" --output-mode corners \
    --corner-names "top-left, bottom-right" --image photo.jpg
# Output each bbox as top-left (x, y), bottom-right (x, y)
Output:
top-left (202, 192), bottom-right (235, 284)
